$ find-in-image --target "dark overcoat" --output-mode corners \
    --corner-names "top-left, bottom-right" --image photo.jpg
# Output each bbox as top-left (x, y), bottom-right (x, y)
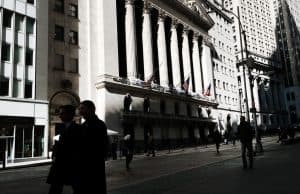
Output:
top-left (47, 122), bottom-right (82, 185)
top-left (79, 115), bottom-right (108, 194)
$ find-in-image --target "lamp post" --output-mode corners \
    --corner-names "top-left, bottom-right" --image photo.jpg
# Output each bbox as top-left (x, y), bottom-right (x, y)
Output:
top-left (221, 6), bottom-right (263, 153)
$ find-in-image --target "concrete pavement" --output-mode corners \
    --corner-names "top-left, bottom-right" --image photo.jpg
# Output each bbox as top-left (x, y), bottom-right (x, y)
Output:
top-left (0, 135), bottom-right (286, 194)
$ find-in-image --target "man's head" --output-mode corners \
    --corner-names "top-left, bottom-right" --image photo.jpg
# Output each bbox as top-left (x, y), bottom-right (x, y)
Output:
top-left (59, 105), bottom-right (76, 123)
top-left (79, 100), bottom-right (96, 119)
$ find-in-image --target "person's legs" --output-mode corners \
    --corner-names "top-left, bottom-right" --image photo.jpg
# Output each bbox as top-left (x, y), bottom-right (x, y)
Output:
top-left (246, 142), bottom-right (254, 168)
top-left (48, 184), bottom-right (63, 194)
top-left (241, 143), bottom-right (247, 168)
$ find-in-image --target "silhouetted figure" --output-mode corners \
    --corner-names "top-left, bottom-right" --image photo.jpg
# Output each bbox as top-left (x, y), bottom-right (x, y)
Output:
top-left (124, 93), bottom-right (132, 112)
top-left (78, 100), bottom-right (109, 194)
top-left (237, 116), bottom-right (254, 169)
top-left (146, 132), bottom-right (155, 157)
top-left (47, 105), bottom-right (82, 194)
top-left (111, 136), bottom-right (118, 160)
top-left (214, 129), bottom-right (222, 154)
top-left (143, 96), bottom-right (150, 113)
top-left (123, 134), bottom-right (134, 170)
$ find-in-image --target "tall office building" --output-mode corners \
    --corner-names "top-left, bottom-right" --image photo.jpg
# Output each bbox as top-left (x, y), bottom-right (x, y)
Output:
top-left (0, 0), bottom-right (49, 164)
top-left (274, 0), bottom-right (300, 124)
top-left (48, 0), bottom-right (80, 152)
top-left (204, 0), bottom-right (241, 134)
top-left (223, 0), bottom-right (288, 130)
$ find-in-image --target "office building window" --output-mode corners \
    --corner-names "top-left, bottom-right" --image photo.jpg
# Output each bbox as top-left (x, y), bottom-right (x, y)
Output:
top-left (69, 58), bottom-right (78, 73)
top-left (25, 81), bottom-right (32, 98)
top-left (55, 0), bottom-right (64, 13)
top-left (68, 30), bottom-right (78, 44)
top-left (69, 4), bottom-right (78, 18)
top-left (15, 14), bottom-right (24, 32)
top-left (54, 54), bottom-right (64, 70)
top-left (2, 43), bottom-right (11, 61)
top-left (27, 0), bottom-right (34, 5)
top-left (26, 17), bottom-right (35, 34)
top-left (26, 49), bottom-right (33, 66)
top-left (3, 10), bottom-right (13, 28)
top-left (14, 45), bottom-right (23, 64)
top-left (55, 25), bottom-right (64, 41)
top-left (0, 77), bottom-right (9, 96)
top-left (13, 79), bottom-right (22, 98)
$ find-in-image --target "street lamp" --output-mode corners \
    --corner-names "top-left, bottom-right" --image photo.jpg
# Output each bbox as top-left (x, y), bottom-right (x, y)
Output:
top-left (221, 7), bottom-right (263, 153)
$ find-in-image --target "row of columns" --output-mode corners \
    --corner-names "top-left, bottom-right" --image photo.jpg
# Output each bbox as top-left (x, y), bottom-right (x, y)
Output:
top-left (239, 65), bottom-right (282, 121)
top-left (124, 0), bottom-right (214, 97)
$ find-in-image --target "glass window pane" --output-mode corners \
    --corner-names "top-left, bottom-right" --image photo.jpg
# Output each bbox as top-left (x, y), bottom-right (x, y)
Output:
top-left (1, 43), bottom-right (11, 61)
top-left (26, 49), bottom-right (33, 66)
top-left (27, 0), bottom-right (34, 5)
top-left (13, 79), bottom-right (22, 98)
top-left (26, 17), bottom-right (35, 34)
top-left (68, 30), bottom-right (78, 44)
top-left (0, 77), bottom-right (9, 96)
top-left (15, 14), bottom-right (24, 32)
top-left (69, 4), bottom-right (78, 17)
top-left (3, 10), bottom-right (12, 28)
top-left (25, 81), bottom-right (32, 98)
top-left (34, 125), bottom-right (45, 157)
top-left (14, 46), bottom-right (23, 64)
top-left (55, 0), bottom-right (65, 13)
top-left (55, 25), bottom-right (64, 41)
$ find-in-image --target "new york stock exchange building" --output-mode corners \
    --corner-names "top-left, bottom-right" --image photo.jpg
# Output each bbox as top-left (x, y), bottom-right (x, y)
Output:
top-left (77, 0), bottom-right (223, 152)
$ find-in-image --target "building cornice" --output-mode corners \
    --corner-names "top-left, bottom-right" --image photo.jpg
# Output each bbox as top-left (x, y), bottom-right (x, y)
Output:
top-left (95, 74), bottom-right (218, 108)
top-left (148, 0), bottom-right (214, 33)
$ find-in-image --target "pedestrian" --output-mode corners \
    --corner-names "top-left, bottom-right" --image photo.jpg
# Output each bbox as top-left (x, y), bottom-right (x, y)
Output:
top-left (46, 105), bottom-right (82, 194)
top-left (237, 116), bottom-right (254, 169)
top-left (123, 133), bottom-right (134, 170)
top-left (143, 96), bottom-right (150, 113)
top-left (78, 100), bottom-right (109, 194)
top-left (146, 132), bottom-right (155, 157)
top-left (111, 136), bottom-right (118, 160)
top-left (213, 126), bottom-right (222, 154)
top-left (124, 93), bottom-right (132, 112)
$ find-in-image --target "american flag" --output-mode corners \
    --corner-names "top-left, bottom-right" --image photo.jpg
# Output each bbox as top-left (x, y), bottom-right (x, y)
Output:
top-left (182, 77), bottom-right (190, 92)
top-left (143, 74), bottom-right (155, 88)
top-left (203, 83), bottom-right (211, 96)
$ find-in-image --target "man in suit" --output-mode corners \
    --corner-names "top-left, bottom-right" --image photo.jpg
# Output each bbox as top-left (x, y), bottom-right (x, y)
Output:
top-left (78, 100), bottom-right (109, 194)
top-left (237, 116), bottom-right (254, 169)
top-left (47, 105), bottom-right (82, 194)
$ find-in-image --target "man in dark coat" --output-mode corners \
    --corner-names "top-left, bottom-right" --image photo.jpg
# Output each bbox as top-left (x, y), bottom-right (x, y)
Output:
top-left (237, 116), bottom-right (254, 169)
top-left (78, 100), bottom-right (109, 194)
top-left (47, 105), bottom-right (82, 194)
top-left (124, 93), bottom-right (132, 112)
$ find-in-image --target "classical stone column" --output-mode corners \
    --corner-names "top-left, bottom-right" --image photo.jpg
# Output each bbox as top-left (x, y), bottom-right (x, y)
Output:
top-left (170, 20), bottom-right (181, 89)
top-left (182, 27), bottom-right (192, 92)
top-left (142, 2), bottom-right (154, 81)
top-left (157, 11), bottom-right (169, 87)
top-left (125, 0), bottom-right (137, 79)
top-left (201, 37), bottom-right (215, 98)
top-left (192, 34), bottom-right (203, 94)
top-left (253, 79), bottom-right (260, 112)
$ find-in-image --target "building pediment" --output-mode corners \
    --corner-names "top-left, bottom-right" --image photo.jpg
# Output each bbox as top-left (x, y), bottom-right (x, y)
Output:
top-left (148, 0), bottom-right (214, 32)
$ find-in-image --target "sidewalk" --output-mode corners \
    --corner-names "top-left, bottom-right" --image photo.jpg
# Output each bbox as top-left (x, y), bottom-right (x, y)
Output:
top-left (0, 135), bottom-right (281, 171)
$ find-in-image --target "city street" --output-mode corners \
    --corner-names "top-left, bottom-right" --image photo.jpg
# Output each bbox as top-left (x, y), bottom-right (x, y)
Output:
top-left (0, 137), bottom-right (299, 194)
